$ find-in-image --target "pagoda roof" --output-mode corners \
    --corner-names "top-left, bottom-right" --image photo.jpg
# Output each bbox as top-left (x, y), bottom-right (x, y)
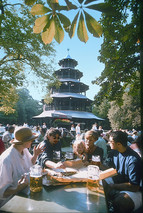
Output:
top-left (33, 110), bottom-right (72, 119)
top-left (55, 67), bottom-right (82, 73)
top-left (59, 110), bottom-right (104, 120)
top-left (33, 110), bottom-right (104, 120)
top-left (66, 54), bottom-right (72, 59)
top-left (58, 54), bottom-right (78, 67)
top-left (60, 78), bottom-right (82, 83)
top-left (59, 78), bottom-right (89, 90)
top-left (51, 92), bottom-right (91, 101)
top-left (59, 78), bottom-right (81, 83)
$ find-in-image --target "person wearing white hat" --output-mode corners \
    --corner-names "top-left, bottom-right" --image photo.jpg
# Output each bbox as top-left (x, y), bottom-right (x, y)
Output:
top-left (0, 126), bottom-right (44, 200)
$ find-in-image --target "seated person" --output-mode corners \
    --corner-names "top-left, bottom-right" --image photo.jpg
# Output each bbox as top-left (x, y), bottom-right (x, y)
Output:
top-left (0, 136), bottom-right (5, 155)
top-left (37, 128), bottom-right (65, 170)
top-left (130, 135), bottom-right (142, 158)
top-left (0, 126), bottom-right (44, 200)
top-left (94, 130), bottom-right (107, 161)
top-left (103, 131), bottom-right (142, 213)
top-left (2, 125), bottom-right (15, 149)
top-left (84, 130), bottom-right (104, 164)
top-left (72, 140), bottom-right (87, 162)
top-left (63, 131), bottom-right (103, 169)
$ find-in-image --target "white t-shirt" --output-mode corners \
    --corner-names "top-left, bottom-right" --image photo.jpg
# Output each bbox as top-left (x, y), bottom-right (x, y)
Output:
top-left (2, 131), bottom-right (13, 143)
top-left (76, 125), bottom-right (80, 134)
top-left (0, 145), bottom-right (33, 198)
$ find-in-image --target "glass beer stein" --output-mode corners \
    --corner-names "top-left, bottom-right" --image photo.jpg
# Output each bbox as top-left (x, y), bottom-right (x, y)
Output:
top-left (91, 155), bottom-right (101, 167)
top-left (65, 152), bottom-right (74, 160)
top-left (30, 165), bottom-right (43, 193)
top-left (87, 165), bottom-right (100, 192)
top-left (53, 150), bottom-right (61, 162)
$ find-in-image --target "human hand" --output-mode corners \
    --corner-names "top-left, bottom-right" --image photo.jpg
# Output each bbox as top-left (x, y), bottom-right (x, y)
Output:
top-left (17, 175), bottom-right (29, 192)
top-left (19, 174), bottom-right (29, 185)
top-left (33, 143), bottom-right (45, 157)
top-left (83, 161), bottom-right (89, 167)
top-left (55, 161), bottom-right (66, 169)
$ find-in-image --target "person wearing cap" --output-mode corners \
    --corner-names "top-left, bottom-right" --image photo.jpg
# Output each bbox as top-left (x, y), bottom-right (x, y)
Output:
top-left (0, 126), bottom-right (44, 200)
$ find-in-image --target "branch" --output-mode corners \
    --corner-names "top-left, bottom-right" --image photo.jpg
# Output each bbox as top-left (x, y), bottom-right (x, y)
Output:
top-left (3, 3), bottom-right (23, 8)
top-left (0, 56), bottom-right (25, 66)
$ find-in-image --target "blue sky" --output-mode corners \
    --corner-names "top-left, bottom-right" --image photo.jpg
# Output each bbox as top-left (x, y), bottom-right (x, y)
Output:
top-left (27, 0), bottom-right (105, 101)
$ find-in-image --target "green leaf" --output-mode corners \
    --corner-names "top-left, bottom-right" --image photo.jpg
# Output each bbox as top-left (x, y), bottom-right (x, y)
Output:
top-left (77, 12), bottom-right (88, 43)
top-left (69, 11), bottom-right (79, 38)
top-left (42, 18), bottom-right (55, 44)
top-left (54, 15), bottom-right (64, 44)
top-left (84, 11), bottom-right (102, 37)
top-left (86, 3), bottom-right (117, 16)
top-left (78, 0), bottom-right (84, 4)
top-left (25, 0), bottom-right (36, 6)
top-left (84, 0), bottom-right (98, 5)
top-left (64, 0), bottom-right (78, 10)
top-left (31, 4), bottom-right (51, 16)
top-left (57, 13), bottom-right (71, 30)
top-left (56, 5), bottom-right (69, 11)
top-left (33, 15), bottom-right (51, 34)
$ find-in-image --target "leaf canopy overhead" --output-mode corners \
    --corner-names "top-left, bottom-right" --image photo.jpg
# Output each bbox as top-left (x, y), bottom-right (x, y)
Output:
top-left (0, 1), bottom-right (55, 113)
top-left (26, 0), bottom-right (117, 44)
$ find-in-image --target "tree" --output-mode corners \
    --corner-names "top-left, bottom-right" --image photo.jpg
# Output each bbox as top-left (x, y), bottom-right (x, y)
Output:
top-left (92, 97), bottom-right (110, 129)
top-left (0, 0), bottom-right (55, 113)
top-left (108, 91), bottom-right (141, 130)
top-left (16, 88), bottom-right (42, 125)
top-left (91, 0), bottom-right (141, 130)
top-left (0, 88), bottom-right (42, 125)
top-left (93, 0), bottom-right (140, 105)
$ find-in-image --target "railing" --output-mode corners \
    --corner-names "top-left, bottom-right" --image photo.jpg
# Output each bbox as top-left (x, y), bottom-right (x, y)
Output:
top-left (45, 105), bottom-right (92, 112)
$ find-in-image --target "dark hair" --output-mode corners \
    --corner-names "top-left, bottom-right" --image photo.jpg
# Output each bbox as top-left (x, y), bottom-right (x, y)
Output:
top-left (45, 128), bottom-right (61, 138)
top-left (110, 131), bottom-right (128, 147)
top-left (96, 130), bottom-right (103, 136)
top-left (133, 135), bottom-right (142, 149)
top-left (8, 126), bottom-right (15, 132)
top-left (40, 127), bottom-right (47, 134)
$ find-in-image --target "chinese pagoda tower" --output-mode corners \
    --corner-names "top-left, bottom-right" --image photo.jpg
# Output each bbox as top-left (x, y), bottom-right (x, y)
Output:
top-left (34, 52), bottom-right (103, 129)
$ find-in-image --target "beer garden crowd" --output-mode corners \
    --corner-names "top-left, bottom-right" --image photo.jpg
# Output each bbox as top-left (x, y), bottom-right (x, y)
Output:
top-left (0, 122), bottom-right (142, 213)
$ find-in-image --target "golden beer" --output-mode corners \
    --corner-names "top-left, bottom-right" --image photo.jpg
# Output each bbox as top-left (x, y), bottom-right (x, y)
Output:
top-left (30, 175), bottom-right (42, 192)
top-left (87, 178), bottom-right (99, 192)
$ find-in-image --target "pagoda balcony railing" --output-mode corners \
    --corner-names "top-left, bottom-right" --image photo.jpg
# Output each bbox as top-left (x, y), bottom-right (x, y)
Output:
top-left (45, 105), bottom-right (92, 112)
top-left (57, 74), bottom-right (81, 80)
top-left (52, 89), bottom-right (87, 94)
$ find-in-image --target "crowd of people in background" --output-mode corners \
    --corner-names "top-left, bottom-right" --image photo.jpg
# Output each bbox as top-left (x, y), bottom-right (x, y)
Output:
top-left (0, 122), bottom-right (142, 158)
top-left (0, 122), bottom-right (142, 212)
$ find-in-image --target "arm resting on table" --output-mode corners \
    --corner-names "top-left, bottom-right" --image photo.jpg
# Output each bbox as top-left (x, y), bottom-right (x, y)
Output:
top-left (3, 182), bottom-right (28, 198)
top-left (109, 182), bottom-right (140, 192)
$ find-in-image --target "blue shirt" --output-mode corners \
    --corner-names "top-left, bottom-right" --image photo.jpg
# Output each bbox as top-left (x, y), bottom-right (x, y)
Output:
top-left (37, 139), bottom-right (62, 168)
top-left (107, 147), bottom-right (142, 186)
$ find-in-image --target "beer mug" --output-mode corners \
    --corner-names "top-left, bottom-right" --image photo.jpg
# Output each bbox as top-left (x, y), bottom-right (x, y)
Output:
top-left (91, 155), bottom-right (101, 166)
top-left (30, 165), bottom-right (43, 192)
top-left (65, 152), bottom-right (74, 160)
top-left (53, 151), bottom-right (61, 162)
top-left (87, 165), bottom-right (100, 191)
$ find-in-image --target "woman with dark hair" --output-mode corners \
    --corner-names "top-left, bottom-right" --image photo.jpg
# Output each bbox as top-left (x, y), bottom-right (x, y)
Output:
top-left (37, 128), bottom-right (65, 169)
